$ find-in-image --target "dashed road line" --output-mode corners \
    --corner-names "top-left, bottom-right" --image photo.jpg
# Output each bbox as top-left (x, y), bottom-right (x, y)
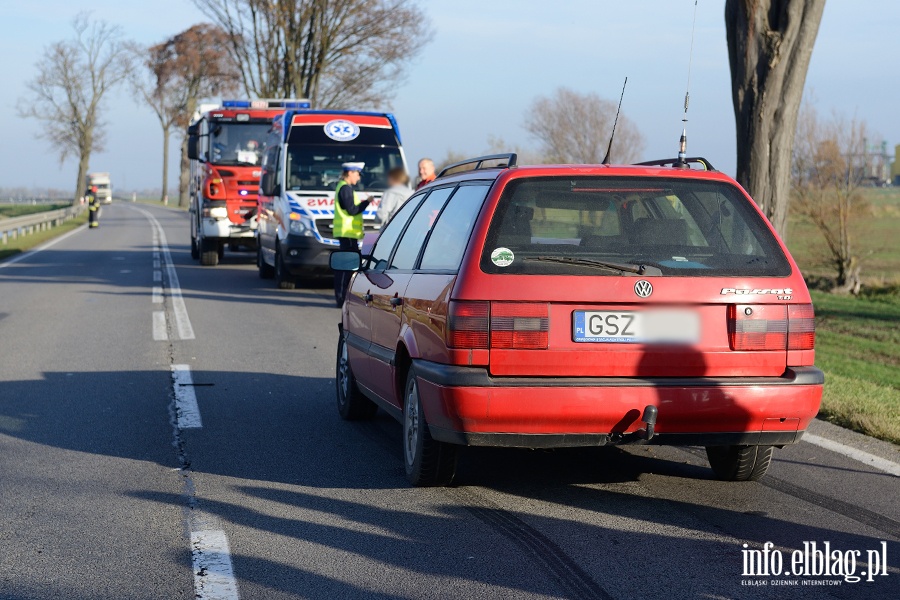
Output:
top-left (171, 364), bottom-right (203, 429)
top-left (803, 433), bottom-right (900, 477)
top-left (153, 270), bottom-right (162, 282)
top-left (191, 530), bottom-right (240, 600)
top-left (152, 286), bottom-right (163, 304)
top-left (153, 311), bottom-right (168, 341)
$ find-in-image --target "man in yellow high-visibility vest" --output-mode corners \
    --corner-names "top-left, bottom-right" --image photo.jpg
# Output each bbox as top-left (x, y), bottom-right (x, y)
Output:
top-left (332, 162), bottom-right (370, 306)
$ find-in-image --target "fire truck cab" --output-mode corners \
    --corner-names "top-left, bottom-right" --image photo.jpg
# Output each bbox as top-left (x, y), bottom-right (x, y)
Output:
top-left (186, 99), bottom-right (310, 266)
top-left (257, 110), bottom-right (407, 288)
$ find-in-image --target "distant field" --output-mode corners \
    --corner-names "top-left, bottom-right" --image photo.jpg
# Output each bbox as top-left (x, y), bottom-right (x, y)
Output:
top-left (787, 188), bottom-right (900, 285)
top-left (0, 203), bottom-right (70, 219)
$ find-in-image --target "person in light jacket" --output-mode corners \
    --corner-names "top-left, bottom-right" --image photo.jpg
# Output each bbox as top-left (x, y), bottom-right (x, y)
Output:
top-left (375, 167), bottom-right (413, 225)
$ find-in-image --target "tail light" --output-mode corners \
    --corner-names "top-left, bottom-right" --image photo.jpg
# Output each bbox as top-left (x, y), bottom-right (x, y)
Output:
top-left (490, 303), bottom-right (549, 349)
top-left (728, 304), bottom-right (814, 351)
top-left (788, 304), bottom-right (816, 350)
top-left (447, 301), bottom-right (549, 350)
top-left (448, 301), bottom-right (489, 349)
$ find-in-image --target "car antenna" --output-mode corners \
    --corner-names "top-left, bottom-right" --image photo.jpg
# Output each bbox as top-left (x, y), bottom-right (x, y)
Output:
top-left (602, 77), bottom-right (628, 165)
top-left (676, 0), bottom-right (699, 168)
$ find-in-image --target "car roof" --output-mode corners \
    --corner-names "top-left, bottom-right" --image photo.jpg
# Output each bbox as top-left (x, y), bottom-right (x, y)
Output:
top-left (426, 162), bottom-right (739, 190)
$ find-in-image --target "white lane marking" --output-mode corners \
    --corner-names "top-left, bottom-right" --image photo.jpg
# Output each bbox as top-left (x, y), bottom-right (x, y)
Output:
top-left (171, 364), bottom-right (202, 428)
top-left (152, 286), bottom-right (163, 304)
top-left (153, 270), bottom-right (162, 282)
top-left (153, 258), bottom-right (161, 268)
top-left (0, 223), bottom-right (88, 269)
top-left (191, 530), bottom-right (240, 600)
top-left (153, 311), bottom-right (168, 341)
top-left (133, 208), bottom-right (195, 340)
top-left (804, 433), bottom-right (900, 477)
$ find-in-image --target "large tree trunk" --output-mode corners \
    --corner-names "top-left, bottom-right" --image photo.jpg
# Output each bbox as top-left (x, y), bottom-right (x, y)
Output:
top-left (74, 148), bottom-right (90, 205)
top-left (725, 0), bottom-right (825, 240)
top-left (161, 126), bottom-right (170, 203)
top-left (178, 135), bottom-right (190, 207)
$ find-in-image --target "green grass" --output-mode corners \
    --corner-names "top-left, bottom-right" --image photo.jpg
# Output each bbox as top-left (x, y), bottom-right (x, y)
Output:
top-left (0, 212), bottom-right (89, 262)
top-left (811, 290), bottom-right (900, 444)
top-left (0, 203), bottom-right (70, 219)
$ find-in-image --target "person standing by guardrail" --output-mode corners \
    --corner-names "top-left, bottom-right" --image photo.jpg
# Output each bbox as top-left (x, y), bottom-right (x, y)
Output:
top-left (87, 186), bottom-right (100, 229)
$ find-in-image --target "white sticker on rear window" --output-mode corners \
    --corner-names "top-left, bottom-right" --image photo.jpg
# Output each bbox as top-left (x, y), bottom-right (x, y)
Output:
top-left (491, 247), bottom-right (515, 267)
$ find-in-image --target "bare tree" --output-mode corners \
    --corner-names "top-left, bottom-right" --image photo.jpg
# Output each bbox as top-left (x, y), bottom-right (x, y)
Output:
top-left (18, 13), bottom-right (131, 203)
top-left (792, 103), bottom-right (870, 293)
top-left (191, 0), bottom-right (431, 108)
top-left (725, 0), bottom-right (826, 240)
top-left (128, 24), bottom-right (239, 205)
top-left (524, 88), bottom-right (645, 165)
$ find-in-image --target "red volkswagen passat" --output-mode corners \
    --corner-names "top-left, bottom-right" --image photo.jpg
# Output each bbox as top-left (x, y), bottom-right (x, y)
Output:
top-left (330, 154), bottom-right (822, 486)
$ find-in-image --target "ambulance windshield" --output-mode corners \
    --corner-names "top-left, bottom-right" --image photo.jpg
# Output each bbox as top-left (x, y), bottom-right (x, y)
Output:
top-left (285, 144), bottom-right (404, 192)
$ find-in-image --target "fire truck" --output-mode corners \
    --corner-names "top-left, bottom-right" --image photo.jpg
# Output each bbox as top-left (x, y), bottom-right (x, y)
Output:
top-left (186, 99), bottom-right (310, 266)
top-left (256, 111), bottom-right (407, 288)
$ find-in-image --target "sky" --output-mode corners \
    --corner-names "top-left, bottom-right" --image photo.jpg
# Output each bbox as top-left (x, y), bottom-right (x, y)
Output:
top-left (2, 0), bottom-right (898, 194)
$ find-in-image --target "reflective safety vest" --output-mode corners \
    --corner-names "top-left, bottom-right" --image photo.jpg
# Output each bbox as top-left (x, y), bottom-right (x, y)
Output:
top-left (332, 180), bottom-right (364, 239)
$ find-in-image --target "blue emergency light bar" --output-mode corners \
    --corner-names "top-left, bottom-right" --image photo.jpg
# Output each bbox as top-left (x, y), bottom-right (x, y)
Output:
top-left (222, 99), bottom-right (312, 109)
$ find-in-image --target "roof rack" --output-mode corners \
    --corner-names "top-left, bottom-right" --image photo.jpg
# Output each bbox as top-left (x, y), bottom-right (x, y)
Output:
top-left (437, 153), bottom-right (518, 179)
top-left (634, 157), bottom-right (716, 171)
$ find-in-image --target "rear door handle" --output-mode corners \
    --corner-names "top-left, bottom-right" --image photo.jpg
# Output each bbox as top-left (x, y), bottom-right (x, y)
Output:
top-left (390, 297), bottom-right (403, 307)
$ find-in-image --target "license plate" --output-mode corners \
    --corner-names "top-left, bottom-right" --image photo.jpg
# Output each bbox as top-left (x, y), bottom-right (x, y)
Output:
top-left (573, 310), bottom-right (700, 343)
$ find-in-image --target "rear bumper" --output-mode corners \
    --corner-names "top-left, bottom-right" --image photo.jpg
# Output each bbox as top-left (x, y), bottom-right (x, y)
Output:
top-left (412, 360), bottom-right (824, 448)
top-left (281, 235), bottom-right (335, 275)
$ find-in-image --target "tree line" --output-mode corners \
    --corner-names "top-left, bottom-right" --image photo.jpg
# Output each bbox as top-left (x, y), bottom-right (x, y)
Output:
top-left (21, 0), bottom-right (874, 291)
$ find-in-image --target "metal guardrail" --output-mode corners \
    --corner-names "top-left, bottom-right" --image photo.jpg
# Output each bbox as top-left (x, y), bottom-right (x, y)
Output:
top-left (0, 205), bottom-right (86, 245)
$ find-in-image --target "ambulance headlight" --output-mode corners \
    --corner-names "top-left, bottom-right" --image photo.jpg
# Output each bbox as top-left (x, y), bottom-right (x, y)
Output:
top-left (288, 213), bottom-right (316, 236)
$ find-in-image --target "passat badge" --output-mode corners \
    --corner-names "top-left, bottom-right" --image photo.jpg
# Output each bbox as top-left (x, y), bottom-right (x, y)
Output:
top-left (324, 120), bottom-right (360, 142)
top-left (634, 280), bottom-right (653, 298)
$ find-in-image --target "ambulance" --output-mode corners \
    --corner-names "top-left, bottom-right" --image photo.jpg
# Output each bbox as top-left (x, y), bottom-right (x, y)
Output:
top-left (256, 110), bottom-right (407, 288)
top-left (186, 99), bottom-right (310, 266)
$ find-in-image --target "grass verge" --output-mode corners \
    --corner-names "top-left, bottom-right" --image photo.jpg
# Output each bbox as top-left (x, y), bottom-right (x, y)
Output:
top-left (0, 203), bottom-right (70, 218)
top-left (811, 290), bottom-right (900, 444)
top-left (0, 212), bottom-right (89, 262)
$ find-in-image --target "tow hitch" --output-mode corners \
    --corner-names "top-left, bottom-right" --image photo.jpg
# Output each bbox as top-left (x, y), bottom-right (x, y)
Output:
top-left (637, 405), bottom-right (658, 441)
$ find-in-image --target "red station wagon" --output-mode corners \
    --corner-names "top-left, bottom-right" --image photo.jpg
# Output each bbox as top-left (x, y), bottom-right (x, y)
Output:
top-left (330, 154), bottom-right (823, 486)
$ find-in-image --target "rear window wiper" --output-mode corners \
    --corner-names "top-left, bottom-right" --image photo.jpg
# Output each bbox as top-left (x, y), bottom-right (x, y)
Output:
top-left (525, 256), bottom-right (662, 276)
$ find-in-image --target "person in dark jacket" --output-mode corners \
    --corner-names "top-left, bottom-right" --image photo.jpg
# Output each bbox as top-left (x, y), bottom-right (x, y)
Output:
top-left (332, 162), bottom-right (370, 306)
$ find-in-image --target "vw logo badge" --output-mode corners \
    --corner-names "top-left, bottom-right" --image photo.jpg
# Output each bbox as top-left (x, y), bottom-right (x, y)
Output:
top-left (324, 119), bottom-right (360, 142)
top-left (634, 280), bottom-right (653, 298)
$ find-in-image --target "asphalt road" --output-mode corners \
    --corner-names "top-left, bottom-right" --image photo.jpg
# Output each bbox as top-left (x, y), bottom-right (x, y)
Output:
top-left (0, 202), bottom-right (897, 600)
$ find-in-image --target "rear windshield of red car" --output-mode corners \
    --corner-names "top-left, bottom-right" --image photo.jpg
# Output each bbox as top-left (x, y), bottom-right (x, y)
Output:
top-left (479, 176), bottom-right (791, 277)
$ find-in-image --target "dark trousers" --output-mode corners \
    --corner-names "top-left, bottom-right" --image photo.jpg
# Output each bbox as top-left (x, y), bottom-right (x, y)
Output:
top-left (334, 237), bottom-right (360, 306)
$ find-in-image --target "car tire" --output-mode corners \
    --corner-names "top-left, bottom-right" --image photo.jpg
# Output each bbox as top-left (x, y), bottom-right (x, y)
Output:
top-left (257, 245), bottom-right (274, 279)
top-left (335, 334), bottom-right (377, 421)
top-left (199, 237), bottom-right (219, 266)
top-left (403, 367), bottom-right (457, 487)
top-left (706, 445), bottom-right (773, 481)
top-left (190, 234), bottom-right (199, 260)
top-left (275, 245), bottom-right (295, 289)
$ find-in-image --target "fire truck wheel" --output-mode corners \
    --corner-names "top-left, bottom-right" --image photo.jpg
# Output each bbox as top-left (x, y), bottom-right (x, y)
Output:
top-left (258, 246), bottom-right (274, 279)
top-left (190, 235), bottom-right (199, 260)
top-left (275, 245), bottom-right (296, 289)
top-left (199, 237), bottom-right (219, 266)
top-left (217, 243), bottom-right (225, 260)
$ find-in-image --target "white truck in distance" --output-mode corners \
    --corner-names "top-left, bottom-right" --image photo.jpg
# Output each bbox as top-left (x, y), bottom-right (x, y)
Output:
top-left (86, 173), bottom-right (112, 204)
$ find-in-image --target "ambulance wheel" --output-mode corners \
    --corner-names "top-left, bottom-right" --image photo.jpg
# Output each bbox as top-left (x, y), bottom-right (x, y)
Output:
top-left (190, 235), bottom-right (199, 260)
top-left (275, 245), bottom-right (295, 289)
top-left (706, 445), bottom-right (773, 482)
top-left (199, 237), bottom-right (219, 266)
top-left (257, 246), bottom-right (274, 279)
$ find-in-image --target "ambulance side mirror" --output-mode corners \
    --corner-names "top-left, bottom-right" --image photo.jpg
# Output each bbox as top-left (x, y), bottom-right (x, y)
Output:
top-left (260, 170), bottom-right (280, 197)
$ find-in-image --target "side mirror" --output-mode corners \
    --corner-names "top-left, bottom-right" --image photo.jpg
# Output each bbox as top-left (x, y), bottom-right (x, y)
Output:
top-left (329, 251), bottom-right (361, 272)
top-left (187, 135), bottom-right (200, 161)
top-left (260, 170), bottom-right (280, 197)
